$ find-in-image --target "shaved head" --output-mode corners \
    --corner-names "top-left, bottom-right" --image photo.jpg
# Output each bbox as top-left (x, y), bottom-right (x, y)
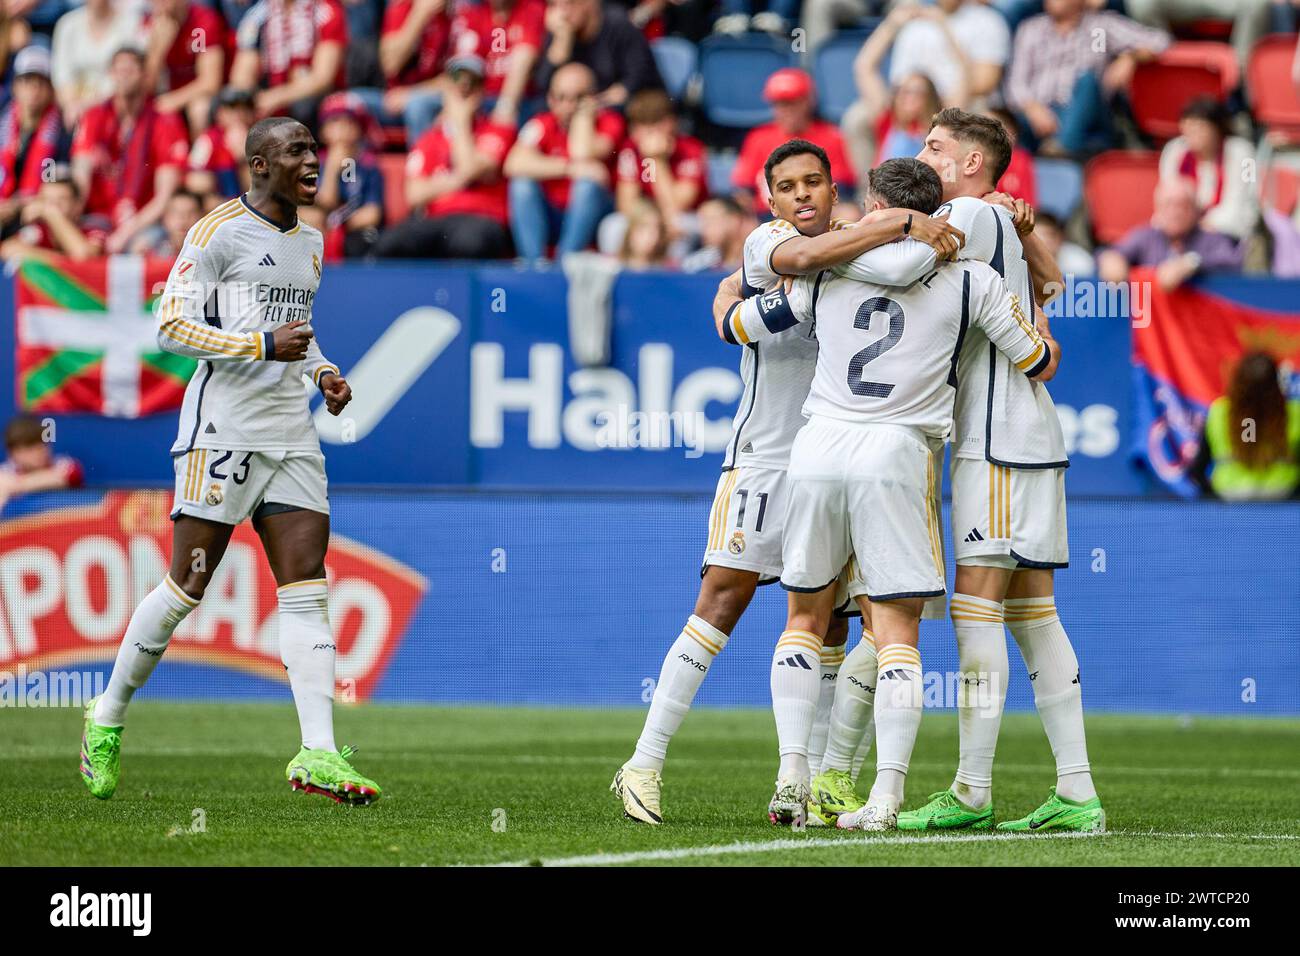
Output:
top-left (245, 116), bottom-right (304, 165)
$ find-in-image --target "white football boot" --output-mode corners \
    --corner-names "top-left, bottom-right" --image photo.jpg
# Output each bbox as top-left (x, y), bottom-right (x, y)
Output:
top-left (611, 765), bottom-right (663, 825)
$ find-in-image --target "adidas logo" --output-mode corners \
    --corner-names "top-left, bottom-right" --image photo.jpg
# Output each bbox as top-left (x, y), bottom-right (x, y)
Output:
top-left (879, 668), bottom-right (913, 681)
top-left (963, 528), bottom-right (985, 543)
top-left (741, 441), bottom-right (753, 454)
top-left (258, 254), bottom-right (277, 266)
top-left (776, 653), bottom-right (811, 670)
top-left (204, 423), bottom-right (217, 434)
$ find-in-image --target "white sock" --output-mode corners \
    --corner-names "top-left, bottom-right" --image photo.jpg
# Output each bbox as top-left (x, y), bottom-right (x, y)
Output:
top-left (807, 642), bottom-right (845, 778)
top-left (95, 576), bottom-right (198, 727)
top-left (948, 594), bottom-right (1009, 810)
top-left (821, 630), bottom-right (877, 774)
top-left (278, 578), bottom-right (337, 752)
top-left (629, 615), bottom-right (730, 771)
top-left (771, 628), bottom-right (823, 781)
top-left (869, 643), bottom-right (923, 804)
top-left (1005, 597), bottom-right (1097, 802)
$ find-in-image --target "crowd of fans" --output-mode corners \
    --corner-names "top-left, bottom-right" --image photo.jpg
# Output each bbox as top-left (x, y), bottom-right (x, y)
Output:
top-left (0, 0), bottom-right (1298, 276)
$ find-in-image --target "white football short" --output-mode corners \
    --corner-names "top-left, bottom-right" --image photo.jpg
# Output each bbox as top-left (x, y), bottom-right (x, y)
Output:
top-left (781, 417), bottom-right (946, 601)
top-left (950, 456), bottom-right (1068, 568)
top-left (701, 465), bottom-right (789, 583)
top-left (171, 448), bottom-right (329, 526)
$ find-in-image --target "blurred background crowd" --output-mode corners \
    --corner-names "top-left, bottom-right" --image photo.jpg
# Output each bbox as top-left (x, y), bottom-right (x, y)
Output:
top-left (1, 0), bottom-right (1300, 280)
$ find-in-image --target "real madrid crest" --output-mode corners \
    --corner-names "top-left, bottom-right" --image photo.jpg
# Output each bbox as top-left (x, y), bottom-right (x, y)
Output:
top-left (205, 483), bottom-right (224, 506)
top-left (728, 530), bottom-right (746, 555)
top-left (311, 253), bottom-right (321, 280)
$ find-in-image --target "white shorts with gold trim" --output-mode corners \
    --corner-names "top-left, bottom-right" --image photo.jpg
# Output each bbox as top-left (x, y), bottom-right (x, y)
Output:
top-left (171, 448), bottom-right (329, 526)
top-left (700, 465), bottom-right (789, 583)
top-left (950, 456), bottom-right (1068, 569)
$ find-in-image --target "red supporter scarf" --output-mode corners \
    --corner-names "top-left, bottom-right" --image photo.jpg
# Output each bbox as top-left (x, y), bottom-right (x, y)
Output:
top-left (0, 103), bottom-right (62, 200)
top-left (1178, 147), bottom-right (1225, 209)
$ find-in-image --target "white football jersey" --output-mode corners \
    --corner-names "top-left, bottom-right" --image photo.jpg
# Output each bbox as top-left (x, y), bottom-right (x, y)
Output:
top-left (723, 218), bottom-right (819, 471)
top-left (742, 260), bottom-right (1048, 440)
top-left (832, 196), bottom-right (1068, 467)
top-left (156, 196), bottom-right (338, 457)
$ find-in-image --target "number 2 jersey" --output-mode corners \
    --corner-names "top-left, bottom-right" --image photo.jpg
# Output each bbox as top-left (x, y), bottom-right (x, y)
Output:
top-left (155, 195), bottom-right (340, 457)
top-left (726, 258), bottom-right (1050, 439)
top-left (723, 218), bottom-right (820, 472)
top-left (833, 196), bottom-right (1068, 468)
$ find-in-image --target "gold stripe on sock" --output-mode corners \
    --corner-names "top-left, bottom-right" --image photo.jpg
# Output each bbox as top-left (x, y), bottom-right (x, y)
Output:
top-left (683, 623), bottom-right (722, 656)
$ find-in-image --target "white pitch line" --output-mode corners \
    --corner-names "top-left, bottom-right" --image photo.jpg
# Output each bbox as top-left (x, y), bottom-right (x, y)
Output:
top-left (482, 830), bottom-right (1300, 868)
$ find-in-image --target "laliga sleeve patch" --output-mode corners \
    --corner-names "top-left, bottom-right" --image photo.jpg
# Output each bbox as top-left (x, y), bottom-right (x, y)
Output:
top-left (174, 257), bottom-right (198, 286)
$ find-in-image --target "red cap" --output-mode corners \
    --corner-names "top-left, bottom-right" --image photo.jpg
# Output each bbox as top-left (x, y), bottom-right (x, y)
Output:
top-left (763, 68), bottom-right (814, 103)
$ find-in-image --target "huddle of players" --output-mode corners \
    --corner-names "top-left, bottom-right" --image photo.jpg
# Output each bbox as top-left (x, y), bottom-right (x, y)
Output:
top-left (612, 108), bottom-right (1106, 834)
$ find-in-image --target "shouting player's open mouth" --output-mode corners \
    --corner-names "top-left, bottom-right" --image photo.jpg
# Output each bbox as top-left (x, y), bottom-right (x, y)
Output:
top-left (793, 203), bottom-right (818, 223)
top-left (298, 170), bottom-right (319, 201)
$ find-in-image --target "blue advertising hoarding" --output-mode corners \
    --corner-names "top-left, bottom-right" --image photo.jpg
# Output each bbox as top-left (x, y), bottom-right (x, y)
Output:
top-left (6, 262), bottom-right (1297, 496)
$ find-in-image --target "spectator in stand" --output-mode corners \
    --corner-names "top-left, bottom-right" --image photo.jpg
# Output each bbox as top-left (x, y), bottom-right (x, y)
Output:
top-left (71, 47), bottom-right (190, 254)
top-left (132, 187), bottom-right (203, 256)
top-left (536, 0), bottom-right (664, 109)
top-left (0, 172), bottom-right (110, 260)
top-left (801, 0), bottom-right (887, 53)
top-left (0, 414), bottom-right (84, 513)
top-left (341, 0), bottom-right (386, 87)
top-left (373, 54), bottom-right (516, 259)
top-left (187, 87), bottom-right (256, 206)
top-left (304, 92), bottom-right (384, 259)
top-left (680, 195), bottom-right (752, 273)
top-left (601, 88), bottom-right (705, 253)
top-left (142, 0), bottom-right (227, 133)
top-left (1127, 0), bottom-right (1270, 69)
top-left (0, 46), bottom-right (66, 237)
top-left (841, 67), bottom-right (940, 194)
top-left (1005, 0), bottom-right (1170, 156)
top-left (731, 68), bottom-right (853, 216)
top-left (618, 196), bottom-right (670, 269)
top-left (1189, 351), bottom-right (1300, 500)
top-left (1035, 210), bottom-right (1094, 276)
top-left (989, 108), bottom-right (1036, 206)
top-left (449, 0), bottom-right (546, 129)
top-left (856, 0), bottom-right (1010, 111)
top-left (378, 0), bottom-right (453, 142)
top-left (1098, 178), bottom-right (1243, 289)
top-left (713, 0), bottom-right (802, 36)
top-left (504, 61), bottom-right (623, 258)
top-left (50, 0), bottom-right (143, 127)
top-left (1159, 97), bottom-right (1258, 243)
top-left (231, 0), bottom-right (348, 128)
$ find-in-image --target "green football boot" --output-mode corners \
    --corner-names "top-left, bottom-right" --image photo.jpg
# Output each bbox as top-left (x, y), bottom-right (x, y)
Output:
top-left (286, 745), bottom-right (381, 805)
top-left (79, 696), bottom-right (122, 800)
top-left (897, 790), bottom-right (994, 831)
top-left (997, 787), bottom-right (1105, 834)
top-left (810, 768), bottom-right (865, 819)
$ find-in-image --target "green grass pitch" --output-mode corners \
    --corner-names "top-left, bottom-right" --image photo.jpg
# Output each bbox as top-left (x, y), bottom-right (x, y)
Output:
top-left (4, 703), bottom-right (1298, 866)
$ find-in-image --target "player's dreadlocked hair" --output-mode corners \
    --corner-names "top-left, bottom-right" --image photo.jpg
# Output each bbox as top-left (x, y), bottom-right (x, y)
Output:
top-left (866, 158), bottom-right (944, 216)
top-left (763, 139), bottom-right (831, 191)
top-left (245, 116), bottom-right (304, 167)
top-left (929, 107), bottom-right (1013, 186)
top-left (1228, 352), bottom-right (1288, 470)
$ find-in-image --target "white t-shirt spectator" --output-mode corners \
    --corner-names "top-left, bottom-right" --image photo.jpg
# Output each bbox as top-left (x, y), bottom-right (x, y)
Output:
top-left (887, 3), bottom-right (1011, 102)
top-left (51, 3), bottom-right (145, 109)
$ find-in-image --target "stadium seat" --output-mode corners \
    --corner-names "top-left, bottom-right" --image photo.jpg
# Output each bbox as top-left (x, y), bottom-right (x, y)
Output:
top-left (378, 153), bottom-right (410, 225)
top-left (1130, 43), bottom-right (1237, 142)
top-left (1248, 34), bottom-right (1300, 137)
top-left (812, 29), bottom-right (875, 124)
top-left (652, 36), bottom-right (698, 103)
top-left (699, 34), bottom-right (795, 128)
top-left (1084, 150), bottom-right (1161, 245)
top-left (707, 150), bottom-right (738, 199)
top-left (1034, 157), bottom-right (1084, 222)
top-left (1173, 18), bottom-right (1234, 42)
top-left (1262, 163), bottom-right (1300, 216)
